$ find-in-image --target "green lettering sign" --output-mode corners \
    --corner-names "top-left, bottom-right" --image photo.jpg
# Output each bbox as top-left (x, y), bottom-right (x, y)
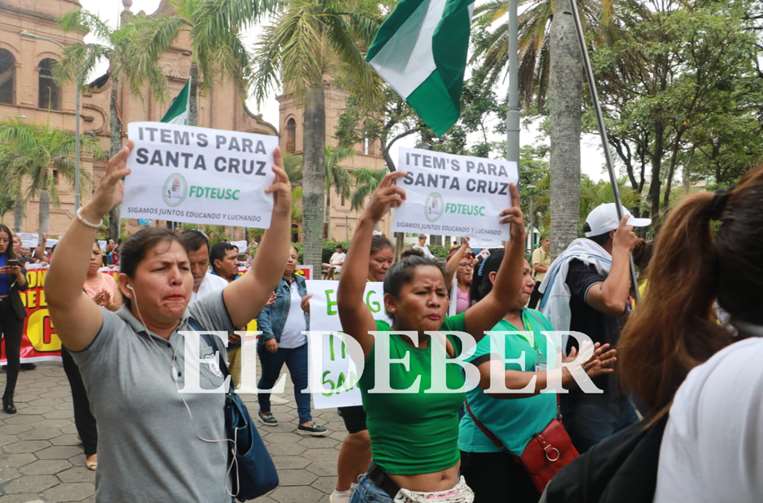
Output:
top-left (325, 289), bottom-right (338, 315)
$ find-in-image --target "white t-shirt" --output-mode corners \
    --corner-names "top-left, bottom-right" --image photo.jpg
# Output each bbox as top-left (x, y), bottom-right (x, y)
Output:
top-left (653, 334), bottom-right (763, 503)
top-left (278, 282), bottom-right (307, 349)
top-left (330, 251), bottom-right (346, 265)
top-left (329, 251), bottom-right (346, 272)
top-left (191, 272), bottom-right (229, 302)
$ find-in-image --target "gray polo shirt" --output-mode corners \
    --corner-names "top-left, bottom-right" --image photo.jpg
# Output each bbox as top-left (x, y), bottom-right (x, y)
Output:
top-left (71, 292), bottom-right (234, 502)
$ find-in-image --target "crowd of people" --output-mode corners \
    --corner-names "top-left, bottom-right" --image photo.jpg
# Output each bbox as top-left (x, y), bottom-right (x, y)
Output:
top-left (0, 139), bottom-right (759, 503)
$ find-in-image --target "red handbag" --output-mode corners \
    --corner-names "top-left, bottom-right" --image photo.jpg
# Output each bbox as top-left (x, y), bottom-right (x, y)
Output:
top-left (465, 402), bottom-right (579, 492)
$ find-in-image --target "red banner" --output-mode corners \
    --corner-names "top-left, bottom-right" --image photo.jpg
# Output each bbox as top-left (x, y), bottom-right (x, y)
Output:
top-left (1, 265), bottom-right (62, 364)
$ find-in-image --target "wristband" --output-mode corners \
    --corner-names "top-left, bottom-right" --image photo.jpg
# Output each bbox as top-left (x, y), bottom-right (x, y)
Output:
top-left (76, 208), bottom-right (103, 230)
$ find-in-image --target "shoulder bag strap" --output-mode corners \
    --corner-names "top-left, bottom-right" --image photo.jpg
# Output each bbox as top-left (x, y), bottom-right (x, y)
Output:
top-left (464, 400), bottom-right (507, 452)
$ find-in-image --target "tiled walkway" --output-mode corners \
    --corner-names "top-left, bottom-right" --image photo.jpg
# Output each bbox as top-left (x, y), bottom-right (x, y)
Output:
top-left (0, 363), bottom-right (344, 502)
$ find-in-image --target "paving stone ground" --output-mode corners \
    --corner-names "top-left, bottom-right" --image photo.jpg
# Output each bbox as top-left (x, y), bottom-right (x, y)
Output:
top-left (0, 362), bottom-right (345, 502)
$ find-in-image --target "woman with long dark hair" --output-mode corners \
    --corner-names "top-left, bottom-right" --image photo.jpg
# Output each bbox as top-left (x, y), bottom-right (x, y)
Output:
top-left (624, 167), bottom-right (763, 503)
top-left (0, 224), bottom-right (27, 414)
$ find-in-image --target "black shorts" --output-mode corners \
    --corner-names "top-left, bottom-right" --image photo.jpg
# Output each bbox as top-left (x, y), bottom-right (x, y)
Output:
top-left (338, 405), bottom-right (367, 433)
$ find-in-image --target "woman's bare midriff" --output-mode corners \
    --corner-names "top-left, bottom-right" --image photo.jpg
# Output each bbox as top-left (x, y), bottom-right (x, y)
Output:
top-left (388, 462), bottom-right (460, 492)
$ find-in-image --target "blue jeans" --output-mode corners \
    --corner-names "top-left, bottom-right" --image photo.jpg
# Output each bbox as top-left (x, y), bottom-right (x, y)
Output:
top-left (350, 474), bottom-right (394, 503)
top-left (257, 343), bottom-right (312, 424)
top-left (560, 393), bottom-right (638, 452)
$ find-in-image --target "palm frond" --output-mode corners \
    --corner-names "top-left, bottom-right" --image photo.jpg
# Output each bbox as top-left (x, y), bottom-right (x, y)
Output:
top-left (252, 21), bottom-right (283, 106)
top-left (59, 9), bottom-right (113, 40)
top-left (471, 0), bottom-right (607, 108)
top-left (322, 11), bottom-right (382, 105)
top-left (194, 0), bottom-right (282, 32)
top-left (349, 167), bottom-right (386, 210)
top-left (0, 121), bottom-right (98, 207)
top-left (277, 7), bottom-right (326, 95)
top-left (125, 15), bottom-right (185, 99)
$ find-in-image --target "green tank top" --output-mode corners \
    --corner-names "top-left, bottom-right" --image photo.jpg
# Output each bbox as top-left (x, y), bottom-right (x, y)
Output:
top-left (358, 315), bottom-right (467, 475)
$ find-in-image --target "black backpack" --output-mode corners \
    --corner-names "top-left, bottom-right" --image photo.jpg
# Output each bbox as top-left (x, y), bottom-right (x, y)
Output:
top-left (542, 415), bottom-right (668, 503)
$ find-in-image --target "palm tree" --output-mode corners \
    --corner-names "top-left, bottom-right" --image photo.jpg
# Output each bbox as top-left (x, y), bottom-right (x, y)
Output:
top-left (323, 146), bottom-right (354, 239)
top-left (472, 0), bottom-right (611, 111)
top-left (127, 0), bottom-right (279, 126)
top-left (547, 0), bottom-right (584, 255)
top-left (252, 0), bottom-right (382, 267)
top-left (0, 121), bottom-right (101, 235)
top-left (349, 167), bottom-right (386, 211)
top-left (281, 147), bottom-right (357, 240)
top-left (0, 146), bottom-right (22, 229)
top-left (57, 9), bottom-right (166, 240)
top-left (282, 151), bottom-right (305, 229)
top-left (472, 0), bottom-right (614, 255)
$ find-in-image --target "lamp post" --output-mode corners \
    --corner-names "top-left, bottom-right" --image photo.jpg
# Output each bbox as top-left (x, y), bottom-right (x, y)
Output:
top-left (20, 30), bottom-right (82, 212)
top-left (507, 1), bottom-right (520, 165)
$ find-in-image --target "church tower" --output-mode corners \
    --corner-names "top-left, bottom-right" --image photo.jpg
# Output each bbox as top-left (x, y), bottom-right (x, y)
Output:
top-left (278, 79), bottom-right (390, 242)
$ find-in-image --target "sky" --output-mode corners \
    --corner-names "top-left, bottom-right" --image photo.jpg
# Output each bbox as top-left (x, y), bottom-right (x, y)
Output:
top-left (79, 0), bottom-right (609, 182)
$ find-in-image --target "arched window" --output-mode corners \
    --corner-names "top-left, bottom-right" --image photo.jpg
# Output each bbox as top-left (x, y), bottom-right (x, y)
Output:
top-left (38, 58), bottom-right (60, 110)
top-left (285, 117), bottom-right (297, 153)
top-left (0, 49), bottom-right (15, 104)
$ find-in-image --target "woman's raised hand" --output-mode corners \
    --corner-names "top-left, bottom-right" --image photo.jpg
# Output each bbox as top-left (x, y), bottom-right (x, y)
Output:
top-left (87, 141), bottom-right (133, 218)
top-left (265, 148), bottom-right (292, 217)
top-left (363, 171), bottom-right (407, 223)
top-left (499, 183), bottom-right (524, 240)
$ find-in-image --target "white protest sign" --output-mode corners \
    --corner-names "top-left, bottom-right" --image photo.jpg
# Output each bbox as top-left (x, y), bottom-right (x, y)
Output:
top-left (392, 148), bottom-right (518, 241)
top-left (468, 237), bottom-right (504, 249)
top-left (307, 280), bottom-right (390, 409)
top-left (17, 232), bottom-right (38, 249)
top-left (124, 122), bottom-right (278, 228)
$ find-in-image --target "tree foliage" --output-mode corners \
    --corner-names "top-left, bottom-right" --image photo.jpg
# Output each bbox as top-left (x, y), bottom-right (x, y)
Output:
top-left (471, 0), bottom-right (614, 114)
top-left (0, 121), bottom-right (102, 234)
top-left (336, 71), bottom-right (507, 173)
top-left (252, 0), bottom-right (384, 267)
top-left (593, 0), bottom-right (763, 222)
top-left (127, 0), bottom-right (279, 98)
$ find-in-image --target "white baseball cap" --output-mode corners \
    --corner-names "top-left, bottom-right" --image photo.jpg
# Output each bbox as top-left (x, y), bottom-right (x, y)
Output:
top-left (585, 203), bottom-right (651, 237)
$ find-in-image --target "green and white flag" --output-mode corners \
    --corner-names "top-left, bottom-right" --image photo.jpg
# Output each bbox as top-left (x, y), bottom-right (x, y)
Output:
top-left (160, 79), bottom-right (190, 125)
top-left (367, 0), bottom-right (474, 136)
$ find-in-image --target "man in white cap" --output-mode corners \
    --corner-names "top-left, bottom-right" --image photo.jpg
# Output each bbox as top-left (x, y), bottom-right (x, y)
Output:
top-left (538, 203), bottom-right (650, 452)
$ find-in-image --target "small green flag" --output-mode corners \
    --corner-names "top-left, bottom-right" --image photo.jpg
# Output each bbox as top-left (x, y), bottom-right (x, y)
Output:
top-left (161, 80), bottom-right (190, 124)
top-left (367, 0), bottom-right (474, 136)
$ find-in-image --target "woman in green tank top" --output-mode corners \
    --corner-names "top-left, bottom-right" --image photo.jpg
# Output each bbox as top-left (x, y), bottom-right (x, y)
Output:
top-left (337, 172), bottom-right (526, 503)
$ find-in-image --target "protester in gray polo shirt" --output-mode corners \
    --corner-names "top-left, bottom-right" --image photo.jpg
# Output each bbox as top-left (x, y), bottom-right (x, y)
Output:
top-left (44, 141), bottom-right (292, 502)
